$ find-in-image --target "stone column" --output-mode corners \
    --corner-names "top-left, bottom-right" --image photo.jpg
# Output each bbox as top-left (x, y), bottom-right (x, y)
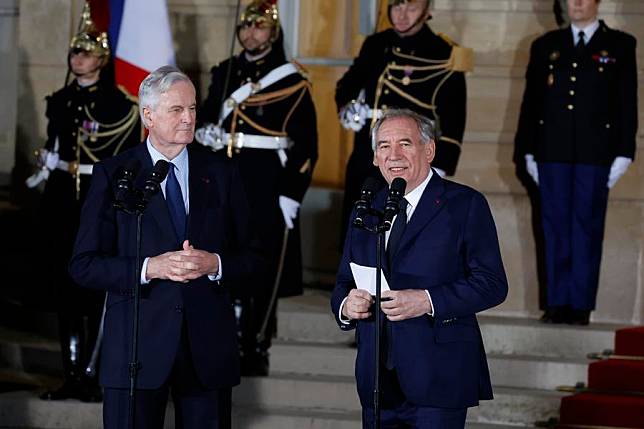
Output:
top-left (0, 0), bottom-right (18, 185)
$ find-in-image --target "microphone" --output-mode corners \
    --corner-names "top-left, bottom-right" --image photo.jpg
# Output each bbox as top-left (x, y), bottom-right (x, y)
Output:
top-left (114, 159), bottom-right (140, 203)
top-left (382, 177), bottom-right (407, 231)
top-left (353, 177), bottom-right (381, 227)
top-left (141, 160), bottom-right (170, 204)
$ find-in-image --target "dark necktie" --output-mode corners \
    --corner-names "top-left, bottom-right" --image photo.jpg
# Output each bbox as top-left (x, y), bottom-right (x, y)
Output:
top-left (386, 198), bottom-right (409, 270)
top-left (576, 30), bottom-right (586, 57)
top-left (165, 163), bottom-right (186, 241)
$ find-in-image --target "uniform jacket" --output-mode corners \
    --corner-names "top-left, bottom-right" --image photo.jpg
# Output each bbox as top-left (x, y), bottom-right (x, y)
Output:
top-left (199, 46), bottom-right (318, 297)
top-left (331, 173), bottom-right (508, 408)
top-left (515, 21), bottom-right (637, 166)
top-left (70, 143), bottom-right (263, 389)
top-left (336, 25), bottom-right (467, 175)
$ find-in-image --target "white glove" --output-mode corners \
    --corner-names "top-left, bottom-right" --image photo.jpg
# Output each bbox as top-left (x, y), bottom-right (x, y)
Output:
top-left (195, 123), bottom-right (224, 148)
top-left (525, 154), bottom-right (539, 185)
top-left (339, 100), bottom-right (369, 132)
top-left (607, 156), bottom-right (632, 189)
top-left (279, 195), bottom-right (300, 230)
top-left (40, 149), bottom-right (60, 170)
top-left (433, 167), bottom-right (446, 178)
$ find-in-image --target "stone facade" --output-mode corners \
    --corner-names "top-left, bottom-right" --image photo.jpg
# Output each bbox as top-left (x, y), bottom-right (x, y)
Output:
top-left (12, 0), bottom-right (644, 323)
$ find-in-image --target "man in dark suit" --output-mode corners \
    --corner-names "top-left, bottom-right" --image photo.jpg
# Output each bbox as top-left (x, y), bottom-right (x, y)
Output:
top-left (331, 109), bottom-right (508, 428)
top-left (336, 0), bottom-right (470, 243)
top-left (196, 0), bottom-right (317, 376)
top-left (515, 0), bottom-right (637, 325)
top-left (70, 66), bottom-right (261, 428)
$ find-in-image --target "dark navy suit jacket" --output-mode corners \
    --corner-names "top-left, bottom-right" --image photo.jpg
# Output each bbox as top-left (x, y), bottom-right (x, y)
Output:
top-left (70, 143), bottom-right (262, 390)
top-left (331, 173), bottom-right (508, 409)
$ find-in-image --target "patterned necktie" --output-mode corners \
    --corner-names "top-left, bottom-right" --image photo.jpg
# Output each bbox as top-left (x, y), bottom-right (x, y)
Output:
top-left (576, 31), bottom-right (586, 57)
top-left (165, 163), bottom-right (186, 241)
top-left (386, 198), bottom-right (409, 270)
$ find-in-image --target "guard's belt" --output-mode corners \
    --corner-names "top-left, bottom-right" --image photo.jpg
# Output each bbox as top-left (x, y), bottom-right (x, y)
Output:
top-left (56, 160), bottom-right (93, 175)
top-left (207, 133), bottom-right (293, 152)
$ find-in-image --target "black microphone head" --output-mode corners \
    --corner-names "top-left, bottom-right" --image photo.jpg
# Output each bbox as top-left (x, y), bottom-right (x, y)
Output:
top-left (150, 160), bottom-right (170, 182)
top-left (390, 177), bottom-right (407, 197)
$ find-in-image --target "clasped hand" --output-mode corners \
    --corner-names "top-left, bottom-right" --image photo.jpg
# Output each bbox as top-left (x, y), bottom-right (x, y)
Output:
top-left (342, 289), bottom-right (432, 322)
top-left (146, 240), bottom-right (219, 283)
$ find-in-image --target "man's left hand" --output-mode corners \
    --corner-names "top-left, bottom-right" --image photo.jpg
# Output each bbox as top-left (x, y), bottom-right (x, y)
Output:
top-left (381, 289), bottom-right (432, 321)
top-left (167, 240), bottom-right (220, 281)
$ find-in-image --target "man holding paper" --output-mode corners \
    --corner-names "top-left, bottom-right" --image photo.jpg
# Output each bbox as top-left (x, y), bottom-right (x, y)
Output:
top-left (331, 109), bottom-right (508, 428)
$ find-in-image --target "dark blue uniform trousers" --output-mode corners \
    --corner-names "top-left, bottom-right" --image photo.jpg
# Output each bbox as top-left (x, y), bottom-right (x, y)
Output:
top-left (538, 162), bottom-right (610, 311)
top-left (103, 322), bottom-right (231, 429)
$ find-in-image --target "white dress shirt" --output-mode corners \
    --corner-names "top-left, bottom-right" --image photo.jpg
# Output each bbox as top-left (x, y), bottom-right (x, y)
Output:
top-left (571, 19), bottom-right (600, 45)
top-left (339, 169), bottom-right (436, 323)
top-left (140, 139), bottom-right (222, 283)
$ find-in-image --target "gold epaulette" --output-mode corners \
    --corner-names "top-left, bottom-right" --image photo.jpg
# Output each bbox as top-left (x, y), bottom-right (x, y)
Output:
top-left (117, 84), bottom-right (139, 104)
top-left (438, 32), bottom-right (474, 72)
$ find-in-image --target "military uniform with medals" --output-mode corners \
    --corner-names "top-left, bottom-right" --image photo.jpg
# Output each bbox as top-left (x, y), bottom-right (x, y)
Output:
top-left (29, 3), bottom-right (141, 401)
top-left (515, 20), bottom-right (637, 324)
top-left (197, 0), bottom-right (317, 376)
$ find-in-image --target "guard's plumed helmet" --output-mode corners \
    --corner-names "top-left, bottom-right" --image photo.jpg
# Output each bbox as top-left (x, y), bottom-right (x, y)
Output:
top-left (69, 1), bottom-right (110, 57)
top-left (238, 0), bottom-right (280, 43)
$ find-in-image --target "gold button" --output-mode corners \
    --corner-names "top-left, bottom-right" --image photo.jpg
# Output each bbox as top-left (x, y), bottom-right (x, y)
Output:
top-left (72, 132), bottom-right (76, 136)
top-left (74, 119), bottom-right (79, 123)
top-left (238, 120), bottom-right (244, 125)
top-left (567, 104), bottom-right (574, 110)
top-left (539, 119), bottom-right (544, 125)
top-left (606, 123), bottom-right (611, 129)
top-left (72, 145), bottom-right (76, 150)
top-left (572, 62), bottom-right (578, 68)
top-left (599, 67), bottom-right (604, 72)
top-left (570, 76), bottom-right (577, 82)
top-left (387, 74), bottom-right (392, 80)
top-left (241, 105), bottom-right (246, 110)
top-left (569, 90), bottom-right (575, 96)
top-left (384, 89), bottom-right (389, 95)
top-left (382, 104), bottom-right (388, 109)
top-left (77, 106), bottom-right (82, 111)
top-left (549, 64), bottom-right (554, 70)
top-left (395, 47), bottom-right (400, 52)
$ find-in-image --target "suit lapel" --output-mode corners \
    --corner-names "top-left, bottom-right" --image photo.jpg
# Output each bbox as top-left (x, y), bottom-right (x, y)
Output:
top-left (395, 172), bottom-right (447, 258)
top-left (186, 145), bottom-right (211, 241)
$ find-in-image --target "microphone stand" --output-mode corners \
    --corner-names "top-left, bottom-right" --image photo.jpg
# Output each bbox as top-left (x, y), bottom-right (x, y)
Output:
top-left (113, 191), bottom-right (155, 429)
top-left (353, 208), bottom-right (391, 429)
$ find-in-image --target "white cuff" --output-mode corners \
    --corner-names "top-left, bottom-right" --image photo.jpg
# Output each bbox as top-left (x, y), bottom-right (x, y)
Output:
top-left (207, 254), bottom-right (222, 282)
top-left (338, 296), bottom-right (351, 325)
top-left (425, 290), bottom-right (434, 316)
top-left (140, 257), bottom-right (150, 285)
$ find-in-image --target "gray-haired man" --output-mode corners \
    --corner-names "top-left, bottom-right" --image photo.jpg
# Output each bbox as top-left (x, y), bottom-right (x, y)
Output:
top-left (70, 66), bottom-right (262, 428)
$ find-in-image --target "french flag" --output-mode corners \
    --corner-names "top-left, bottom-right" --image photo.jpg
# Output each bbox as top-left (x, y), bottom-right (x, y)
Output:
top-left (94, 0), bottom-right (175, 96)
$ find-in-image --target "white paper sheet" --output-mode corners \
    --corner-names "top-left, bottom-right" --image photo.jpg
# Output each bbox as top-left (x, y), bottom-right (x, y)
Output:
top-left (349, 262), bottom-right (390, 295)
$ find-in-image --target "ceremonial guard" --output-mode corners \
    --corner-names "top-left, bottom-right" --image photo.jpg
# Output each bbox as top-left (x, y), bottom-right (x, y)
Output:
top-left (336, 0), bottom-right (471, 240)
top-left (515, 0), bottom-right (637, 325)
top-left (27, 3), bottom-right (141, 401)
top-left (197, 0), bottom-right (317, 376)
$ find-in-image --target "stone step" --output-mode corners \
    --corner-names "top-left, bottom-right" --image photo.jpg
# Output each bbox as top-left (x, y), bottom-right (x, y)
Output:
top-left (233, 372), bottom-right (564, 426)
top-left (278, 292), bottom-right (619, 359)
top-left (0, 389), bottom-right (540, 429)
top-left (269, 341), bottom-right (588, 391)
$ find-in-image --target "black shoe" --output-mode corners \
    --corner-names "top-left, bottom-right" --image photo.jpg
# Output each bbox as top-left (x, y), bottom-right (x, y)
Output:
top-left (241, 351), bottom-right (269, 377)
top-left (40, 379), bottom-right (83, 401)
top-left (79, 386), bottom-right (103, 402)
top-left (568, 310), bottom-right (590, 326)
top-left (540, 306), bottom-right (569, 324)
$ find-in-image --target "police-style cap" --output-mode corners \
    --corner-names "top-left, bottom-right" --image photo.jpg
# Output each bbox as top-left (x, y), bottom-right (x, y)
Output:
top-left (69, 2), bottom-right (110, 57)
